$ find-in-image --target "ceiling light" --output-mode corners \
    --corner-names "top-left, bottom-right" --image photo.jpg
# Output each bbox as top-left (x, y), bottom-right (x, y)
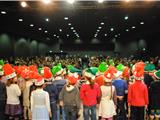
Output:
top-left (21, 2), bottom-right (27, 8)
top-left (18, 19), bottom-right (23, 22)
top-left (68, 23), bottom-right (72, 26)
top-left (42, 0), bottom-right (51, 4)
top-left (73, 30), bottom-right (76, 32)
top-left (97, 30), bottom-right (100, 32)
top-left (124, 16), bottom-right (128, 20)
top-left (71, 27), bottom-right (74, 30)
top-left (105, 34), bottom-right (107, 36)
top-left (101, 22), bottom-right (104, 25)
top-left (38, 28), bottom-right (42, 31)
top-left (132, 26), bottom-right (135, 29)
top-left (98, 0), bottom-right (104, 3)
top-left (140, 22), bottom-right (144, 25)
top-left (98, 27), bottom-right (102, 29)
top-left (125, 0), bottom-right (130, 2)
top-left (57, 36), bottom-right (59, 38)
top-left (1, 11), bottom-right (6, 14)
top-left (64, 17), bottom-right (69, 20)
top-left (45, 18), bottom-right (49, 22)
top-left (45, 30), bottom-right (48, 33)
top-left (30, 24), bottom-right (34, 27)
top-left (67, 0), bottom-right (75, 4)
top-left (59, 29), bottom-right (62, 32)
top-left (110, 28), bottom-right (114, 31)
top-left (126, 29), bottom-right (129, 32)
top-left (67, 34), bottom-right (69, 37)
top-left (54, 34), bottom-right (56, 37)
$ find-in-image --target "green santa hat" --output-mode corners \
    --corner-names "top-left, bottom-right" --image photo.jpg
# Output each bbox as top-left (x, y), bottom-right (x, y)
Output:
top-left (84, 67), bottom-right (98, 80)
top-left (51, 63), bottom-right (63, 76)
top-left (68, 66), bottom-right (82, 75)
top-left (144, 63), bottom-right (155, 72)
top-left (0, 59), bottom-right (4, 76)
top-left (98, 62), bottom-right (108, 73)
top-left (109, 59), bottom-right (115, 66)
top-left (154, 70), bottom-right (160, 79)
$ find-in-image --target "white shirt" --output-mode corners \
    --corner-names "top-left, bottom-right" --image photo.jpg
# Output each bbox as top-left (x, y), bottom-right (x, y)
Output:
top-left (31, 89), bottom-right (51, 113)
top-left (6, 84), bottom-right (21, 104)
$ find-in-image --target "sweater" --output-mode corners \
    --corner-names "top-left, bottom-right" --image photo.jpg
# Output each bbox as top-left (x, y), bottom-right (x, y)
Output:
top-left (128, 80), bottom-right (148, 107)
top-left (80, 83), bottom-right (100, 106)
top-left (59, 85), bottom-right (81, 109)
top-left (6, 84), bottom-right (21, 104)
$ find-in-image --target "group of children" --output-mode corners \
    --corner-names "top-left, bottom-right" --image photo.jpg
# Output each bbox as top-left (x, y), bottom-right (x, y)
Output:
top-left (0, 59), bottom-right (160, 120)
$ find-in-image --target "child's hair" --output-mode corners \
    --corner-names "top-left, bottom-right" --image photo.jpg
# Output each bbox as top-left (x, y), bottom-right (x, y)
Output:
top-left (86, 76), bottom-right (94, 89)
top-left (6, 78), bottom-right (13, 87)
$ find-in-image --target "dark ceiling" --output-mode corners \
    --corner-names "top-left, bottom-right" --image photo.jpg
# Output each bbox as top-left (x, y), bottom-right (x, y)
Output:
top-left (0, 1), bottom-right (160, 45)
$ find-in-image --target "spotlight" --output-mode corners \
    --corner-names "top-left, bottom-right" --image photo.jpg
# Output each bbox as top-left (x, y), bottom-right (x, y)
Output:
top-left (1, 11), bottom-right (6, 14)
top-left (125, 0), bottom-right (130, 2)
top-left (110, 28), bottom-right (114, 31)
top-left (68, 23), bottom-right (72, 26)
top-left (45, 18), bottom-right (49, 22)
top-left (30, 24), bottom-right (34, 27)
top-left (18, 19), bottom-right (23, 22)
top-left (132, 26), bottom-right (135, 29)
top-left (64, 17), bottom-right (69, 20)
top-left (45, 30), bottom-right (48, 33)
top-left (140, 22), bottom-right (144, 25)
top-left (38, 28), bottom-right (42, 31)
top-left (98, 0), bottom-right (104, 3)
top-left (101, 22), bottom-right (104, 25)
top-left (124, 16), bottom-right (128, 20)
top-left (67, 0), bottom-right (75, 4)
top-left (42, 0), bottom-right (51, 4)
top-left (21, 2), bottom-right (27, 8)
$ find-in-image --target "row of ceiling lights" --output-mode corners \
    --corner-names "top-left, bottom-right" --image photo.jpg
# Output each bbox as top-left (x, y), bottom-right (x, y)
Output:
top-left (1, 10), bottom-right (145, 40)
top-left (94, 16), bottom-right (144, 38)
top-left (1, 10), bottom-right (80, 40)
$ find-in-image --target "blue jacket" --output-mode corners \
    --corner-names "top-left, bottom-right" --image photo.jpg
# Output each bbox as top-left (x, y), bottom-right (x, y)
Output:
top-left (44, 83), bottom-right (59, 103)
top-left (112, 79), bottom-right (128, 96)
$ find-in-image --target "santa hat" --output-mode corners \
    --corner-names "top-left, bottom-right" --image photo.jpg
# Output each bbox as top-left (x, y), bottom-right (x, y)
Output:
top-left (154, 70), bottom-right (160, 79)
top-left (114, 63), bottom-right (125, 78)
top-left (3, 63), bottom-right (16, 79)
top-left (21, 68), bottom-right (30, 79)
top-left (29, 65), bottom-right (38, 73)
top-left (104, 66), bottom-right (115, 82)
top-left (144, 63), bottom-right (155, 72)
top-left (67, 75), bottom-right (78, 85)
top-left (98, 62), bottom-right (108, 73)
top-left (43, 67), bottom-right (53, 81)
top-left (34, 74), bottom-right (44, 86)
top-left (0, 59), bottom-right (4, 76)
top-left (51, 63), bottom-right (63, 76)
top-left (122, 66), bottom-right (130, 78)
top-left (133, 62), bottom-right (145, 80)
top-left (84, 67), bottom-right (97, 80)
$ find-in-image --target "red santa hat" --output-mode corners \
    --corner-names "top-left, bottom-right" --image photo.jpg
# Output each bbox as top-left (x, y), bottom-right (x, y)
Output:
top-left (133, 62), bottom-right (145, 80)
top-left (3, 63), bottom-right (16, 79)
top-left (67, 75), bottom-right (78, 85)
top-left (29, 65), bottom-right (38, 73)
top-left (122, 66), bottom-right (130, 78)
top-left (43, 67), bottom-right (53, 81)
top-left (34, 74), bottom-right (44, 86)
top-left (104, 66), bottom-right (116, 82)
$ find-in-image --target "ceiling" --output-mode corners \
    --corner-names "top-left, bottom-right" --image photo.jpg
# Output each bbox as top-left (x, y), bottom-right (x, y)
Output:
top-left (0, 1), bottom-right (160, 45)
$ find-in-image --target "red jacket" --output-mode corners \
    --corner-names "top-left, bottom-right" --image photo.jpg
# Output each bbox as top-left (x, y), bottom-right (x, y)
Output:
top-left (80, 83), bottom-right (100, 106)
top-left (128, 80), bottom-right (149, 107)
